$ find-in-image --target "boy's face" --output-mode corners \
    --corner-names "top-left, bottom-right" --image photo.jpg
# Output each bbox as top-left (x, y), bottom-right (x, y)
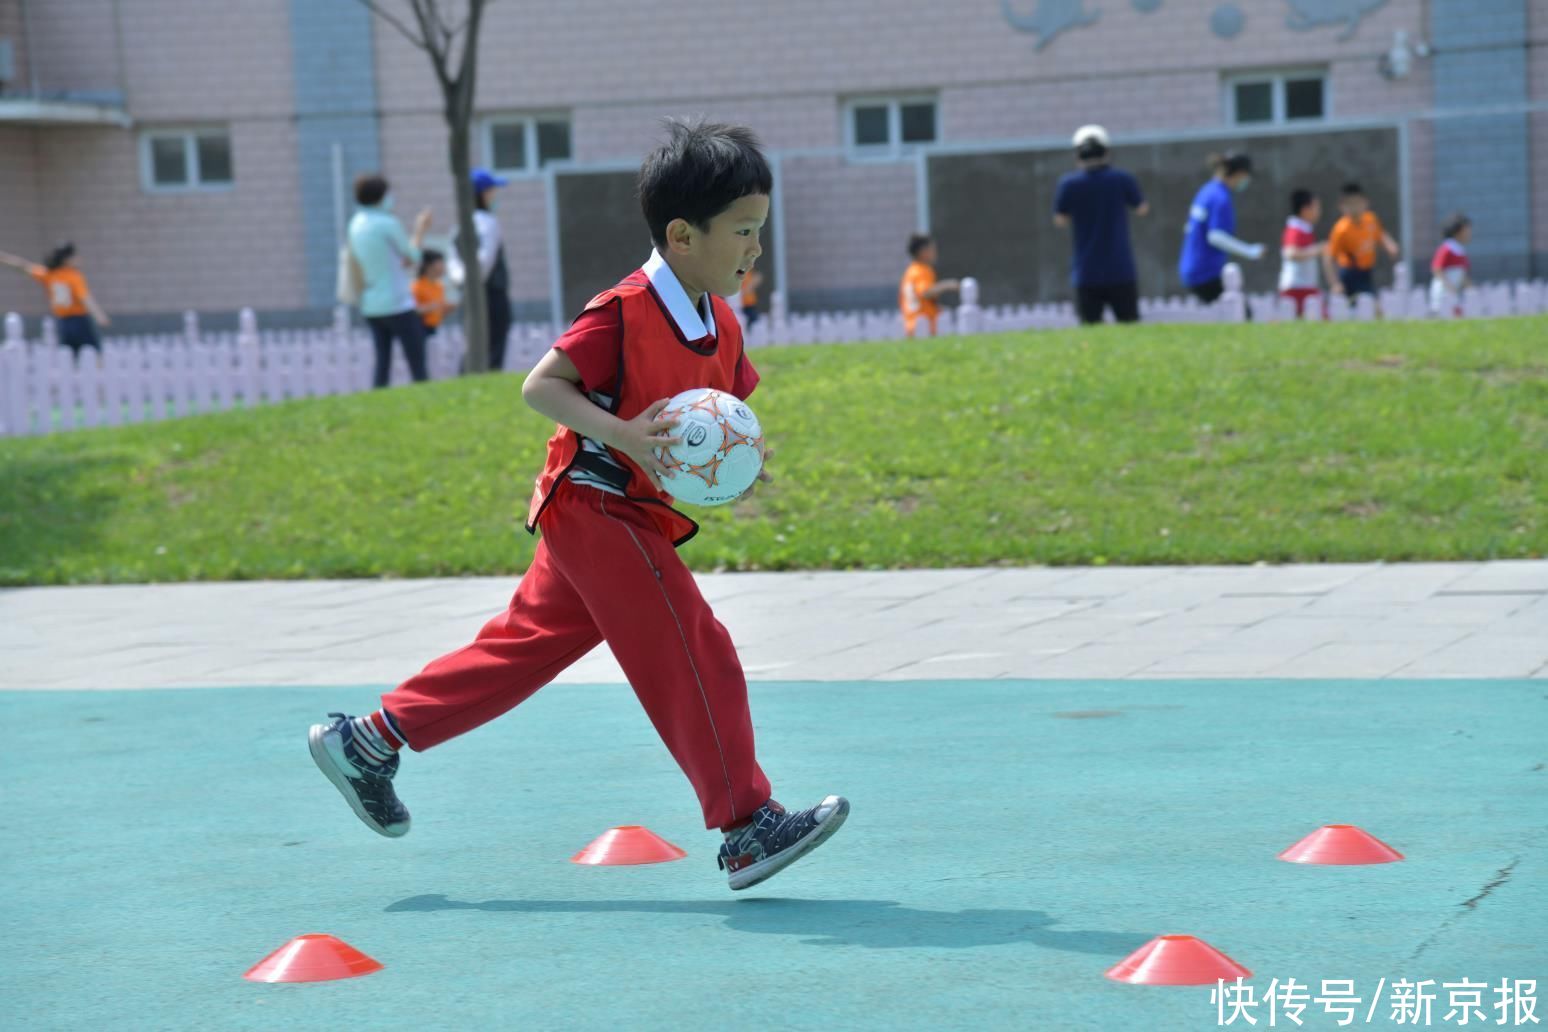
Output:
top-left (665, 193), bottom-right (769, 298)
top-left (1341, 194), bottom-right (1367, 217)
top-left (1302, 198), bottom-right (1322, 224)
top-left (916, 242), bottom-right (939, 265)
top-left (425, 260), bottom-right (444, 279)
top-left (1454, 224), bottom-right (1472, 244)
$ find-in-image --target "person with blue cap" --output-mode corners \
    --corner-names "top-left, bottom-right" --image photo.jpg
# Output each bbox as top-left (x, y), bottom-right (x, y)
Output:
top-left (452, 168), bottom-right (513, 371)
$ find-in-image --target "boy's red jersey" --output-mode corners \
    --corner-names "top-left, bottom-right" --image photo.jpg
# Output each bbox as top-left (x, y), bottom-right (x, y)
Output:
top-left (527, 268), bottom-right (754, 546)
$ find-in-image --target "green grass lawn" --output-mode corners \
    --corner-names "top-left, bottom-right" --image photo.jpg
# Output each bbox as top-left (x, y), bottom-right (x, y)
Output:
top-left (2, 319), bottom-right (1544, 585)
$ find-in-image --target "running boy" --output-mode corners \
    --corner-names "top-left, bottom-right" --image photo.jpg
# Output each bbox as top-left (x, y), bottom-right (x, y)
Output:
top-left (900, 233), bottom-right (960, 338)
top-left (0, 242), bottom-right (111, 358)
top-left (308, 121), bottom-right (849, 892)
top-left (1429, 213), bottom-right (1471, 317)
top-left (1279, 189), bottom-right (1324, 319)
top-left (1323, 183), bottom-right (1400, 317)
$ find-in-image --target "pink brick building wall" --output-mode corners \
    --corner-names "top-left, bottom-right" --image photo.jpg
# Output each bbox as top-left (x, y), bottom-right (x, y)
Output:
top-left (0, 0), bottom-right (1541, 323)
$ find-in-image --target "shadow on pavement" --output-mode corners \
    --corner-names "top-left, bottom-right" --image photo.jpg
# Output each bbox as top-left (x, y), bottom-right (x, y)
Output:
top-left (387, 893), bottom-right (1149, 952)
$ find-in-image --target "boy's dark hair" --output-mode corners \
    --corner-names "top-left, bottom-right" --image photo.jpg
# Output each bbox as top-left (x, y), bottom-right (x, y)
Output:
top-left (908, 233), bottom-right (934, 258)
top-left (418, 248), bottom-right (444, 277)
top-left (44, 242), bottom-right (76, 271)
top-left (638, 120), bottom-right (772, 247)
top-left (1341, 182), bottom-right (1365, 198)
top-left (1210, 152), bottom-right (1252, 176)
top-left (1290, 189), bottom-right (1316, 215)
top-left (1442, 212), bottom-right (1471, 240)
top-left (354, 173), bottom-right (389, 207)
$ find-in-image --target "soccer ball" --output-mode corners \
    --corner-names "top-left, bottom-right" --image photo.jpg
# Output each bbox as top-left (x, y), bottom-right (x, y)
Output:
top-left (654, 388), bottom-right (764, 506)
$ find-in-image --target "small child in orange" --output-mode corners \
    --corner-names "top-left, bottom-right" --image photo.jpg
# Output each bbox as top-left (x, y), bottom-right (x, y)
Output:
top-left (739, 267), bottom-right (763, 327)
top-left (412, 249), bottom-right (455, 336)
top-left (899, 233), bottom-right (959, 338)
top-left (1322, 183), bottom-right (1400, 317)
top-left (0, 241), bottom-right (111, 358)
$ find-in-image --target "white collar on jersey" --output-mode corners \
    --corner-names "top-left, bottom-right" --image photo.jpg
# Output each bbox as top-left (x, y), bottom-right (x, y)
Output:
top-left (1444, 240), bottom-right (1467, 256)
top-left (1286, 216), bottom-right (1315, 233)
top-left (643, 248), bottom-right (716, 340)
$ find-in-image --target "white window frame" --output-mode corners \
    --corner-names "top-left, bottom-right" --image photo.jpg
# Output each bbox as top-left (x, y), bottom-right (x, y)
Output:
top-left (842, 95), bottom-right (939, 162)
top-left (1223, 69), bottom-right (1330, 126)
top-left (481, 114), bottom-right (572, 178)
top-left (139, 128), bottom-right (234, 193)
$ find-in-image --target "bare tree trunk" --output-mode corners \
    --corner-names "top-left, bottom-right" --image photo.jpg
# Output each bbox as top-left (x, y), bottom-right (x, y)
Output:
top-left (444, 5), bottom-right (488, 374)
top-left (448, 120), bottom-right (489, 373)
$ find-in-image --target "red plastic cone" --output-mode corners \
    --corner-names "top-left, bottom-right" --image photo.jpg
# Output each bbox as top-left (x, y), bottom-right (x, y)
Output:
top-left (1106, 935), bottom-right (1252, 985)
top-left (244, 934), bottom-right (382, 983)
top-left (570, 825), bottom-right (687, 866)
top-left (1278, 824), bottom-right (1404, 865)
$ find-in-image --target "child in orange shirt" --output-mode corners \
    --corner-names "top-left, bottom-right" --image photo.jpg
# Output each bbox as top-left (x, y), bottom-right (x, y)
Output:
top-left (1322, 183), bottom-right (1400, 317)
top-left (739, 267), bottom-right (763, 327)
top-left (0, 242), bottom-right (111, 357)
top-left (411, 249), bottom-right (455, 337)
top-left (899, 233), bottom-right (959, 338)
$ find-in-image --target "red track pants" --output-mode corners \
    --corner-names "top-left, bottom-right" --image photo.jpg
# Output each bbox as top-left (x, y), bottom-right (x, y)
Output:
top-left (380, 481), bottom-right (772, 830)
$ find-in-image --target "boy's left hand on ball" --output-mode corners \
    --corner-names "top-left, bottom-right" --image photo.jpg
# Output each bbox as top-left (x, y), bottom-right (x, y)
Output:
top-left (744, 448), bottom-right (774, 496)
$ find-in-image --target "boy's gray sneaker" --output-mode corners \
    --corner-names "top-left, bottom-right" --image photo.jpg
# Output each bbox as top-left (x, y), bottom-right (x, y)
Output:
top-left (718, 795), bottom-right (849, 891)
top-left (308, 713), bottom-right (411, 838)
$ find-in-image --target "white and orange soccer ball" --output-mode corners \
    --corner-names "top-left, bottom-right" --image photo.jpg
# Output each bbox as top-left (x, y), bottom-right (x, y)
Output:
top-left (654, 388), bottom-right (764, 506)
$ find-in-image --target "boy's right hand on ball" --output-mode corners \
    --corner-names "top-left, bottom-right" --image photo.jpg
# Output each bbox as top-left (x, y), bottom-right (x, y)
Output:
top-left (615, 398), bottom-right (682, 483)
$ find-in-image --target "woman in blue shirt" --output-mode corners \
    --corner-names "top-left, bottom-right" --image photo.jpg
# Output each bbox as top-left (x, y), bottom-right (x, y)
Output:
top-left (348, 173), bottom-right (433, 388)
top-left (1178, 153), bottom-right (1264, 303)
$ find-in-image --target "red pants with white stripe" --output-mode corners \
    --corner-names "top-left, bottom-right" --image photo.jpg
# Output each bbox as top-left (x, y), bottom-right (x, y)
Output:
top-left (380, 481), bottom-right (772, 830)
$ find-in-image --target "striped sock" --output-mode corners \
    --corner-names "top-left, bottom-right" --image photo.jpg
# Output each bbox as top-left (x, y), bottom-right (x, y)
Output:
top-left (348, 710), bottom-right (406, 766)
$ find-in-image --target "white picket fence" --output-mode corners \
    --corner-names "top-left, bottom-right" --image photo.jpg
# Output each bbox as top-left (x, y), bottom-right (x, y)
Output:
top-left (3, 267), bottom-right (1545, 437)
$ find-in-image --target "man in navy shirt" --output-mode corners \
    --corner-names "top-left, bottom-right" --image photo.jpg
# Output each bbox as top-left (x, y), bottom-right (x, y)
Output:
top-left (1053, 125), bottom-right (1149, 324)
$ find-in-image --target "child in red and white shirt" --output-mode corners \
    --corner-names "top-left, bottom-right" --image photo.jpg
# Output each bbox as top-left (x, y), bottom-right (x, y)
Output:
top-left (1429, 214), bottom-right (1471, 317)
top-left (1278, 189), bottom-right (1324, 319)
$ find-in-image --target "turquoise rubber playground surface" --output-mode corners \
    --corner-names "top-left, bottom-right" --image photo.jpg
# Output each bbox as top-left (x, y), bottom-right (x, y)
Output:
top-left (3, 679), bottom-right (1544, 1031)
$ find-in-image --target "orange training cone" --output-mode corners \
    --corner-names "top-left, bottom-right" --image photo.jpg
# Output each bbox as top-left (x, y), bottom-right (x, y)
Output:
top-left (1106, 935), bottom-right (1252, 985)
top-left (244, 934), bottom-right (383, 983)
top-left (1278, 824), bottom-right (1404, 865)
top-left (571, 825), bottom-right (687, 866)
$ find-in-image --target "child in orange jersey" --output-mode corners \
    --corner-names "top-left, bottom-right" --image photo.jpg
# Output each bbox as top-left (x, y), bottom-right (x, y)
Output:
top-left (411, 249), bottom-right (456, 337)
top-left (0, 242), bottom-right (111, 358)
top-left (1323, 183), bottom-right (1400, 317)
top-left (899, 233), bottom-right (960, 338)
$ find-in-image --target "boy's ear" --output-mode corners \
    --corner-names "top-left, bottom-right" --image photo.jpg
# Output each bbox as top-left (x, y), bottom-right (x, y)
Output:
top-left (664, 217), bottom-right (695, 255)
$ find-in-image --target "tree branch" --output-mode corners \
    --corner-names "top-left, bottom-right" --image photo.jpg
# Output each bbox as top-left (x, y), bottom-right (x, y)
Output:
top-left (354, 0), bottom-right (428, 51)
top-left (450, 0), bottom-right (486, 111)
top-left (404, 0), bottom-right (454, 87)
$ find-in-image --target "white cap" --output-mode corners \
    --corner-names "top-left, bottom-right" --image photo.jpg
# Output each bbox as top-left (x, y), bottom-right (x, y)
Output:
top-left (1072, 124), bottom-right (1110, 150)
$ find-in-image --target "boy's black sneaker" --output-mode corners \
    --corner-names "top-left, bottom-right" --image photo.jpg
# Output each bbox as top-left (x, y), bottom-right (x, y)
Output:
top-left (308, 712), bottom-right (411, 837)
top-left (718, 795), bottom-right (849, 891)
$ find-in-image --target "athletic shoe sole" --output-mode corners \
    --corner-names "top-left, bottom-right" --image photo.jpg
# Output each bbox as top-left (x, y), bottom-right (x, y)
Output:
top-left (308, 723), bottom-right (409, 838)
top-left (728, 796), bottom-right (850, 891)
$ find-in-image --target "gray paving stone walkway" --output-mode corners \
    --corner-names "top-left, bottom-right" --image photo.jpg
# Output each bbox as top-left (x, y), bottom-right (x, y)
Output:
top-left (3, 561), bottom-right (1546, 690)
